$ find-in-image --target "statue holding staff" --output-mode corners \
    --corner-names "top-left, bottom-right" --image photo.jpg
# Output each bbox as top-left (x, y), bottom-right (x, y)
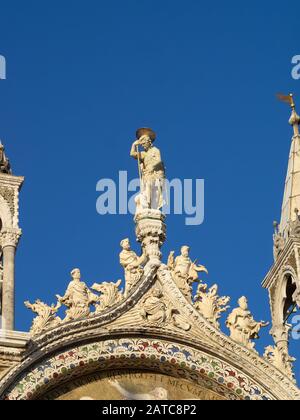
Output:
top-left (130, 128), bottom-right (166, 210)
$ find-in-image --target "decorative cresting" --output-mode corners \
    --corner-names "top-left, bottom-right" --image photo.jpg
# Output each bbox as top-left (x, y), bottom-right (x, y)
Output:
top-left (263, 95), bottom-right (300, 382)
top-left (1, 127), bottom-right (300, 400)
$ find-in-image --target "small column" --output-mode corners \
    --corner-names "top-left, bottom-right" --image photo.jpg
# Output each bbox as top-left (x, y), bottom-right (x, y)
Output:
top-left (271, 324), bottom-right (290, 352)
top-left (135, 209), bottom-right (166, 264)
top-left (0, 229), bottom-right (21, 331)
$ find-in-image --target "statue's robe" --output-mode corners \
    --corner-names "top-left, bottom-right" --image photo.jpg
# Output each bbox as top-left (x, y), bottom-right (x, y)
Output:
top-left (119, 250), bottom-right (143, 293)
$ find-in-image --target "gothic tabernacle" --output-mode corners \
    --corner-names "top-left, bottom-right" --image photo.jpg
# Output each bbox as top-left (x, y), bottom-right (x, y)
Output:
top-left (0, 105), bottom-right (300, 400)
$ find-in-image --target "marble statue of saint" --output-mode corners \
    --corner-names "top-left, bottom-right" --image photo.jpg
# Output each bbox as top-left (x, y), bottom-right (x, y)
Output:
top-left (169, 246), bottom-right (208, 302)
top-left (226, 296), bottom-right (269, 350)
top-left (56, 268), bottom-right (97, 321)
top-left (140, 288), bottom-right (169, 326)
top-left (119, 238), bottom-right (147, 297)
top-left (130, 128), bottom-right (165, 210)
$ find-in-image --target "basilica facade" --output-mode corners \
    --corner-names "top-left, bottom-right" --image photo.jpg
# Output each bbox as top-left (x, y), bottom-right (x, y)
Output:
top-left (0, 104), bottom-right (300, 400)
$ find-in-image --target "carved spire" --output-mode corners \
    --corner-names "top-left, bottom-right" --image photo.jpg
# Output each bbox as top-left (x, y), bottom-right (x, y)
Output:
top-left (277, 94), bottom-right (300, 240)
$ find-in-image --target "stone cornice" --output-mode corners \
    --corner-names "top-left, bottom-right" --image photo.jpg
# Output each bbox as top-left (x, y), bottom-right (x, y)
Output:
top-left (0, 174), bottom-right (24, 190)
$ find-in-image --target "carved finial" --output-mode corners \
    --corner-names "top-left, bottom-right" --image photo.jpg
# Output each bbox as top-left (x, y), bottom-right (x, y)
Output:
top-left (277, 93), bottom-right (300, 136)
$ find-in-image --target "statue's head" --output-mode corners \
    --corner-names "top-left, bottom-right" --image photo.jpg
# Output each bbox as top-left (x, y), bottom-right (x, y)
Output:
top-left (71, 268), bottom-right (81, 281)
top-left (181, 245), bottom-right (190, 257)
top-left (152, 288), bottom-right (163, 298)
top-left (136, 128), bottom-right (156, 151)
top-left (139, 134), bottom-right (152, 150)
top-left (120, 238), bottom-right (130, 251)
top-left (238, 296), bottom-right (248, 310)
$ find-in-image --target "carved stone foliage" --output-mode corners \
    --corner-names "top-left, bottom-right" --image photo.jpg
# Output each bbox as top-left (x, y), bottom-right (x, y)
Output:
top-left (226, 297), bottom-right (269, 351)
top-left (265, 324), bottom-right (297, 381)
top-left (0, 186), bottom-right (14, 217)
top-left (25, 300), bottom-right (61, 336)
top-left (0, 228), bottom-right (22, 248)
top-left (168, 246), bottom-right (208, 303)
top-left (264, 344), bottom-right (296, 382)
top-left (135, 209), bottom-right (166, 263)
top-left (140, 287), bottom-right (191, 332)
top-left (194, 283), bottom-right (230, 330)
top-left (91, 280), bottom-right (123, 314)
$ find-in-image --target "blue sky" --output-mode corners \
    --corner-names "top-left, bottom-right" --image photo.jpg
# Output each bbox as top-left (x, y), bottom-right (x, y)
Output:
top-left (1, 0), bottom-right (300, 381)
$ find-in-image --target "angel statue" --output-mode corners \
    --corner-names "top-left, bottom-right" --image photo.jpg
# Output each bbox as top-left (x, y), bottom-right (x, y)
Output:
top-left (168, 246), bottom-right (208, 302)
top-left (130, 128), bottom-right (166, 211)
